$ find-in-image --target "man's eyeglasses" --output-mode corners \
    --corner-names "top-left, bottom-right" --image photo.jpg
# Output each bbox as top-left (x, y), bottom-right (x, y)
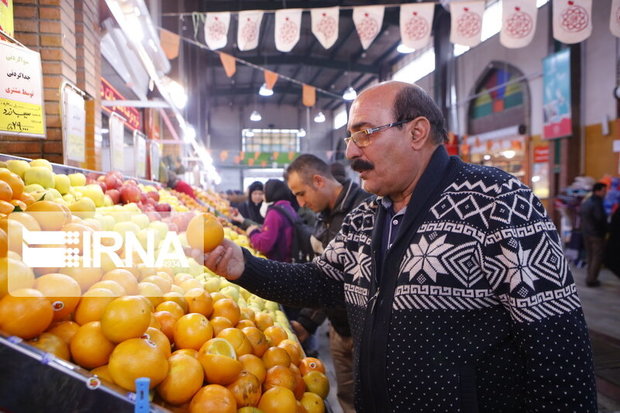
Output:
top-left (344, 119), bottom-right (413, 148)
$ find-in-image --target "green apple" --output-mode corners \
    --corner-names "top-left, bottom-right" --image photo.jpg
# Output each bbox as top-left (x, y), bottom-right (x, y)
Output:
top-left (68, 173), bottom-right (86, 186)
top-left (94, 214), bottom-right (115, 231)
top-left (29, 158), bottom-right (53, 171)
top-left (203, 276), bottom-right (221, 293)
top-left (113, 221), bottom-right (140, 235)
top-left (265, 301), bottom-right (279, 312)
top-left (6, 160), bottom-right (30, 178)
top-left (82, 184), bottom-right (105, 207)
top-left (148, 221), bottom-right (169, 241)
top-left (103, 194), bottom-right (113, 207)
top-left (81, 218), bottom-right (102, 230)
top-left (131, 214), bottom-right (150, 229)
top-left (24, 166), bottom-right (55, 188)
top-left (62, 194), bottom-right (76, 204)
top-left (69, 197), bottom-right (96, 219)
top-left (42, 188), bottom-right (63, 202)
top-left (54, 174), bottom-right (71, 195)
top-left (24, 183), bottom-right (44, 193)
top-left (220, 285), bottom-right (240, 302)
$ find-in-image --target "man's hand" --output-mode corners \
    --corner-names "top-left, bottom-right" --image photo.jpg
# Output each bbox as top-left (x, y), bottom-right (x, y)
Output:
top-left (230, 209), bottom-right (244, 224)
top-left (290, 320), bottom-right (310, 343)
top-left (199, 238), bottom-right (245, 280)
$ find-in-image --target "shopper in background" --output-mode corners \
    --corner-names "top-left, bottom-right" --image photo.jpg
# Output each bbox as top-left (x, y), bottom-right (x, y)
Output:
top-left (604, 206), bottom-right (620, 277)
top-left (285, 153), bottom-right (370, 413)
top-left (231, 181), bottom-right (265, 229)
top-left (579, 182), bottom-right (608, 287)
top-left (166, 169), bottom-right (196, 199)
top-left (201, 81), bottom-right (596, 412)
top-left (245, 179), bottom-right (296, 263)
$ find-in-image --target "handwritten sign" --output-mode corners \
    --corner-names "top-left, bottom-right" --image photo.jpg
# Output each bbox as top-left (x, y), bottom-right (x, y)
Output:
top-left (0, 40), bottom-right (45, 137)
top-left (62, 84), bottom-right (86, 163)
top-left (109, 112), bottom-right (125, 171)
top-left (134, 131), bottom-right (146, 179)
top-left (0, 0), bottom-right (14, 38)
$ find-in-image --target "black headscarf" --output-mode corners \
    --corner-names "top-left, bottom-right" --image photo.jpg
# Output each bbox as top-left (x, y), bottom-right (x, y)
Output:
top-left (238, 180), bottom-right (264, 224)
top-left (264, 179), bottom-right (293, 203)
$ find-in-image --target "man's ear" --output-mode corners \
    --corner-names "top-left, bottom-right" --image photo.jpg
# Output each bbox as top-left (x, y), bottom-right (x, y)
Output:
top-left (409, 117), bottom-right (432, 150)
top-left (312, 174), bottom-right (325, 188)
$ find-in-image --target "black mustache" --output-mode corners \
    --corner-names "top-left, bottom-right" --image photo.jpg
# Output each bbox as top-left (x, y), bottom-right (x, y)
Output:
top-left (351, 159), bottom-right (374, 172)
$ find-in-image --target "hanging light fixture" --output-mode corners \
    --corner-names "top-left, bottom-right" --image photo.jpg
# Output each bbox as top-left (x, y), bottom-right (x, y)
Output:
top-left (314, 112), bottom-right (326, 123)
top-left (258, 83), bottom-right (274, 96)
top-left (342, 86), bottom-right (357, 101)
top-left (250, 110), bottom-right (262, 121)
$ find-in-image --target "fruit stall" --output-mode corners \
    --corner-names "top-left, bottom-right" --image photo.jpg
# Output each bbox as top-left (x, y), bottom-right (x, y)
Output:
top-left (0, 154), bottom-right (330, 413)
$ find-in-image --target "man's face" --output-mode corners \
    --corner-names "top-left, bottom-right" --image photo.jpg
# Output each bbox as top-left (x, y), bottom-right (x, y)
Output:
top-left (250, 190), bottom-right (264, 204)
top-left (287, 171), bottom-right (329, 213)
top-left (345, 86), bottom-right (417, 197)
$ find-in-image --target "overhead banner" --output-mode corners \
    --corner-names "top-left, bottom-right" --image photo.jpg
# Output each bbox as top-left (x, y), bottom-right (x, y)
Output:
top-left (275, 9), bottom-right (302, 52)
top-left (450, 1), bottom-right (485, 47)
top-left (0, 40), bottom-right (45, 137)
top-left (542, 49), bottom-right (572, 139)
top-left (500, 0), bottom-right (538, 49)
top-left (0, 0), bottom-right (13, 37)
top-left (400, 3), bottom-right (434, 51)
top-left (611, 0), bottom-right (620, 37)
top-left (204, 12), bottom-right (230, 50)
top-left (238, 10), bottom-right (263, 51)
top-left (61, 84), bottom-right (86, 163)
top-left (353, 6), bottom-right (385, 50)
top-left (311, 7), bottom-right (339, 49)
top-left (553, 0), bottom-right (592, 44)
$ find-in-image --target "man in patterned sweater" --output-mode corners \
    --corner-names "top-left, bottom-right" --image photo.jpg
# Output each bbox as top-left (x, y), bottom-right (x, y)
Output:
top-left (203, 81), bottom-right (597, 412)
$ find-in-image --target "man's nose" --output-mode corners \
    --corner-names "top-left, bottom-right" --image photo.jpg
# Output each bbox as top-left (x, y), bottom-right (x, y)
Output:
top-left (297, 196), bottom-right (306, 207)
top-left (345, 140), bottom-right (362, 160)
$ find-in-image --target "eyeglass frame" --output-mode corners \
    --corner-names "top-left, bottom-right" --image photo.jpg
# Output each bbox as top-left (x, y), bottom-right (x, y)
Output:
top-left (343, 119), bottom-right (413, 148)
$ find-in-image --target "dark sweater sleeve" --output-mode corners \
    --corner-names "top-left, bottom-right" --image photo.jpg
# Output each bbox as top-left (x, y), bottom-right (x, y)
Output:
top-left (482, 178), bottom-right (597, 411)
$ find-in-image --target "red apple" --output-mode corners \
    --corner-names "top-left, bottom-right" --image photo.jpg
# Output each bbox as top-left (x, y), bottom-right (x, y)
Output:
top-left (96, 181), bottom-right (107, 193)
top-left (105, 189), bottom-right (120, 204)
top-left (146, 191), bottom-right (160, 202)
top-left (104, 174), bottom-right (122, 190)
top-left (120, 185), bottom-right (141, 204)
top-left (124, 179), bottom-right (138, 186)
top-left (145, 211), bottom-right (161, 222)
top-left (154, 202), bottom-right (172, 213)
top-left (140, 192), bottom-right (148, 204)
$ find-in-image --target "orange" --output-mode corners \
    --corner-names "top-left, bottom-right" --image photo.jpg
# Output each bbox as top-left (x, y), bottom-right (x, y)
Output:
top-left (149, 312), bottom-right (161, 329)
top-left (185, 213), bottom-right (224, 253)
top-left (101, 269), bottom-right (139, 295)
top-left (157, 353), bottom-right (204, 405)
top-left (88, 280), bottom-right (126, 296)
top-left (143, 326), bottom-right (171, 358)
top-left (47, 320), bottom-right (80, 344)
top-left (1, 218), bottom-right (25, 255)
top-left (69, 321), bottom-right (115, 369)
top-left (240, 307), bottom-right (256, 323)
top-left (185, 288), bottom-right (213, 317)
top-left (300, 392), bottom-right (325, 413)
top-left (264, 365), bottom-right (296, 392)
top-left (162, 291), bottom-right (189, 313)
top-left (74, 288), bottom-right (116, 325)
top-left (263, 325), bottom-right (288, 347)
top-left (33, 273), bottom-right (81, 321)
top-left (0, 200), bottom-right (14, 216)
top-left (60, 222), bottom-right (93, 255)
top-left (217, 327), bottom-right (253, 357)
top-left (290, 363), bottom-right (306, 400)
top-left (61, 265), bottom-right (103, 292)
top-left (172, 348), bottom-right (198, 358)
top-left (156, 300), bottom-right (185, 319)
top-left (236, 319), bottom-right (256, 329)
top-left (210, 291), bottom-right (226, 302)
top-left (174, 313), bottom-right (213, 350)
top-left (254, 312), bottom-right (274, 331)
top-left (0, 228), bottom-right (6, 257)
top-left (262, 346), bottom-right (291, 370)
top-left (17, 192), bottom-right (35, 206)
top-left (258, 386), bottom-right (297, 413)
top-left (9, 199), bottom-right (27, 211)
top-left (137, 281), bottom-right (164, 307)
top-left (90, 364), bottom-right (114, 383)
top-left (0, 180), bottom-right (13, 202)
top-left (197, 338), bottom-right (243, 385)
top-left (209, 316), bottom-right (234, 336)
top-left (0, 257), bottom-right (35, 298)
top-left (0, 170), bottom-right (24, 197)
top-left (142, 275), bottom-right (171, 294)
top-left (227, 371), bottom-right (262, 407)
top-left (27, 332), bottom-right (70, 360)
top-left (189, 384), bottom-right (237, 413)
top-left (299, 357), bottom-right (325, 376)
top-left (7, 211), bottom-right (40, 231)
top-left (278, 339), bottom-right (303, 366)
top-left (179, 278), bottom-right (203, 293)
top-left (100, 295), bottom-right (152, 343)
top-left (153, 310), bottom-right (177, 342)
top-left (108, 337), bottom-right (169, 391)
top-left (173, 273), bottom-right (193, 285)
top-left (0, 288), bottom-right (53, 339)
top-left (212, 298), bottom-right (240, 326)
top-left (239, 353), bottom-right (267, 384)
top-left (302, 371), bottom-right (329, 399)
top-left (26, 200), bottom-right (71, 231)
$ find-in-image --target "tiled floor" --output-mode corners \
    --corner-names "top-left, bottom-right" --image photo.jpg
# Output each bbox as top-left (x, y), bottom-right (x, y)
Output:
top-left (314, 265), bottom-right (620, 412)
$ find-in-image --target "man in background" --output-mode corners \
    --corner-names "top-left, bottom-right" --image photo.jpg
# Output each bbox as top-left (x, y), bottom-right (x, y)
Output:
top-left (580, 182), bottom-right (608, 286)
top-left (285, 154), bottom-right (369, 413)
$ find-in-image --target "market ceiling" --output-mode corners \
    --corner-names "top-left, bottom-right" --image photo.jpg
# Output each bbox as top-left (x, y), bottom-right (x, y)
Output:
top-left (160, 0), bottom-right (443, 111)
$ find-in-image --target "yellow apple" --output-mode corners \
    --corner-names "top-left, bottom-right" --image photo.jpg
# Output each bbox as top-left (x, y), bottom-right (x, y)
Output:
top-left (69, 173), bottom-right (86, 186)
top-left (24, 166), bottom-right (55, 188)
top-left (54, 174), bottom-right (71, 195)
top-left (24, 183), bottom-right (44, 193)
top-left (69, 197), bottom-right (96, 219)
top-left (82, 184), bottom-right (105, 207)
top-left (6, 160), bottom-right (30, 178)
top-left (29, 158), bottom-right (53, 171)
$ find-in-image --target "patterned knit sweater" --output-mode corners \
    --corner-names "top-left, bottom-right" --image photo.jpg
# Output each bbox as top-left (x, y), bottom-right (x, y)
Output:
top-left (237, 146), bottom-right (597, 412)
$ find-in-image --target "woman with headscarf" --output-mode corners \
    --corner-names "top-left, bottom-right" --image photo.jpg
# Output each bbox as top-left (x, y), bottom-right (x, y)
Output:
top-left (235, 181), bottom-right (265, 227)
top-left (245, 179), bottom-right (297, 262)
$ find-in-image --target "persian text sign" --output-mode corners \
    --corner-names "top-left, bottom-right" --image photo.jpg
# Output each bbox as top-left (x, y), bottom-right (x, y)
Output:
top-left (101, 77), bottom-right (142, 131)
top-left (0, 40), bottom-right (45, 137)
top-left (543, 49), bottom-right (572, 139)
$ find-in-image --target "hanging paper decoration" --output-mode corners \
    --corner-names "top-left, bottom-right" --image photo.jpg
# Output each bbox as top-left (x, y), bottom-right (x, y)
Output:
top-left (611, 0), bottom-right (620, 37)
top-left (159, 28), bottom-right (180, 59)
top-left (400, 3), bottom-right (434, 51)
top-left (302, 84), bottom-right (316, 107)
top-left (275, 9), bottom-right (302, 52)
top-left (264, 70), bottom-right (278, 90)
top-left (450, 1), bottom-right (485, 47)
top-left (204, 12), bottom-right (230, 50)
top-left (353, 6), bottom-right (385, 50)
top-left (500, 0), bottom-right (537, 48)
top-left (553, 0), bottom-right (592, 44)
top-left (238, 10), bottom-right (264, 51)
top-left (219, 52), bottom-right (236, 78)
top-left (311, 7), bottom-right (339, 49)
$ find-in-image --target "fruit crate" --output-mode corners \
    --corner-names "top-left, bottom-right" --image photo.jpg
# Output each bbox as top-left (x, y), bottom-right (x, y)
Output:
top-left (0, 333), bottom-right (170, 413)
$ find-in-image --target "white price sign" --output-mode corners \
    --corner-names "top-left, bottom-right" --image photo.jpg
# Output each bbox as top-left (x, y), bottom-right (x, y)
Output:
top-left (134, 131), bottom-right (147, 179)
top-left (109, 113), bottom-right (125, 171)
